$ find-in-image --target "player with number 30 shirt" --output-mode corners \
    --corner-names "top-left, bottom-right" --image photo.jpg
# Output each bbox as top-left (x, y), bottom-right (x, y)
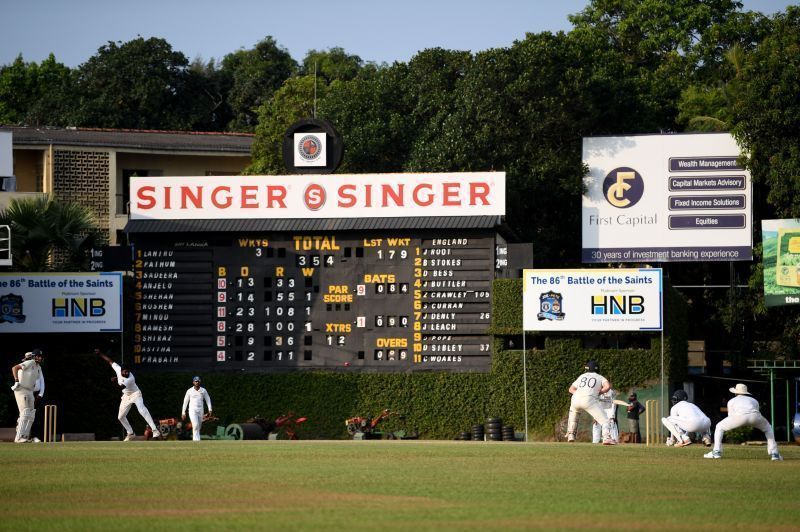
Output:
top-left (566, 360), bottom-right (614, 444)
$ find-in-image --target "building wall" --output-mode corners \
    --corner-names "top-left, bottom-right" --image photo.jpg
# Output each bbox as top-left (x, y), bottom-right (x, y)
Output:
top-left (53, 149), bottom-right (111, 235)
top-left (11, 149), bottom-right (43, 192)
top-left (115, 152), bottom-right (249, 179)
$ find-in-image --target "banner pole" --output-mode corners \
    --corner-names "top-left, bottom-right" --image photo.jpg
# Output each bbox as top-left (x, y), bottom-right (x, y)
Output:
top-left (523, 332), bottom-right (528, 442)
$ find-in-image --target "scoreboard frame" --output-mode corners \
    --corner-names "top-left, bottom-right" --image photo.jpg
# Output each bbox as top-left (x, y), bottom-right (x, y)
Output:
top-left (127, 217), bottom-right (510, 373)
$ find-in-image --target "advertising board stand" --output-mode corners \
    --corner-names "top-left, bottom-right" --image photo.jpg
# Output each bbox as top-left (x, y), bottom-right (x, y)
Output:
top-left (521, 269), bottom-right (664, 441)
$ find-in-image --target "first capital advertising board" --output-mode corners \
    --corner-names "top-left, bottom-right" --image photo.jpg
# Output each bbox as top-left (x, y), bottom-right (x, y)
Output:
top-left (582, 133), bottom-right (752, 263)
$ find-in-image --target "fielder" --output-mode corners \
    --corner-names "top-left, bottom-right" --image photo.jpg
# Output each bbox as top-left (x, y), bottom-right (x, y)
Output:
top-left (662, 389), bottom-right (712, 447)
top-left (98, 351), bottom-right (160, 441)
top-left (566, 360), bottom-right (614, 444)
top-left (592, 389), bottom-right (619, 444)
top-left (704, 383), bottom-right (782, 461)
top-left (9, 349), bottom-right (44, 443)
top-left (181, 376), bottom-right (213, 441)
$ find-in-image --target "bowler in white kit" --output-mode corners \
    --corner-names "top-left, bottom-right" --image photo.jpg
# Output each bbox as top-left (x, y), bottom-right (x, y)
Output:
top-left (98, 351), bottom-right (161, 441)
top-left (181, 376), bottom-right (213, 441)
top-left (662, 389), bottom-right (712, 447)
top-left (566, 360), bottom-right (614, 444)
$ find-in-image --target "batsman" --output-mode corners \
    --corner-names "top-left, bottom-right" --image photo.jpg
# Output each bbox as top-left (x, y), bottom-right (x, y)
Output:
top-left (566, 360), bottom-right (615, 444)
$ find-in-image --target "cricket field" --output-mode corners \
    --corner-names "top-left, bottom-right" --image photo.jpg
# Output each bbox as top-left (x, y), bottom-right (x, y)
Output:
top-left (1, 441), bottom-right (797, 531)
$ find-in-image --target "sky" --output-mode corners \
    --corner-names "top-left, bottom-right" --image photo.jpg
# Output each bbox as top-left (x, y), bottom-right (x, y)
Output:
top-left (1, 0), bottom-right (795, 67)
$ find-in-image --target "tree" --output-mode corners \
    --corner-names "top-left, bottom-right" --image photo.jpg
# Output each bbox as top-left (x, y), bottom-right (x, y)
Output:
top-left (0, 195), bottom-right (105, 271)
top-left (0, 54), bottom-right (76, 126)
top-left (74, 37), bottom-right (196, 130)
top-left (221, 37), bottom-right (297, 132)
top-left (301, 47), bottom-right (366, 83)
top-left (248, 76), bottom-right (323, 174)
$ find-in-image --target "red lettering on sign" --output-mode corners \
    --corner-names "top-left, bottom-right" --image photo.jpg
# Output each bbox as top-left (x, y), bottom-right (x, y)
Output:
top-left (442, 183), bottom-right (461, 206)
top-left (181, 186), bottom-right (202, 209)
top-left (412, 184), bottom-right (434, 206)
top-left (211, 186), bottom-right (232, 209)
top-left (266, 186), bottom-right (287, 208)
top-left (136, 186), bottom-right (156, 209)
top-left (382, 184), bottom-right (404, 207)
top-left (470, 182), bottom-right (490, 206)
top-left (241, 186), bottom-right (258, 208)
top-left (338, 184), bottom-right (356, 207)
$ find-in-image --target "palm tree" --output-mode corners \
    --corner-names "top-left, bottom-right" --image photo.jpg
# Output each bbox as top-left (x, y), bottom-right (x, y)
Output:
top-left (0, 195), bottom-right (105, 271)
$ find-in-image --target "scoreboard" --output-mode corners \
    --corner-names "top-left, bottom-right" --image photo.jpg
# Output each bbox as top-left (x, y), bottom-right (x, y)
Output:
top-left (131, 230), bottom-right (501, 372)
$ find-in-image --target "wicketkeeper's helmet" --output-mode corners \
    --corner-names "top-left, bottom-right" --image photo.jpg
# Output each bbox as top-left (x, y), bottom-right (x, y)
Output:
top-left (671, 389), bottom-right (688, 404)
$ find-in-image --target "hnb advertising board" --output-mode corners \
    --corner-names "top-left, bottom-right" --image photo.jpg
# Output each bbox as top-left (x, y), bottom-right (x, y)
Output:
top-left (582, 133), bottom-right (752, 263)
top-left (761, 219), bottom-right (800, 307)
top-left (0, 273), bottom-right (122, 333)
top-left (522, 269), bottom-right (662, 331)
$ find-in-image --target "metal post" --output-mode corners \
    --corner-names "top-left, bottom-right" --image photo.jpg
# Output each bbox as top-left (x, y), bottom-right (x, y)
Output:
top-left (769, 369), bottom-right (775, 428)
top-left (787, 379), bottom-right (791, 442)
top-left (522, 333), bottom-right (528, 442)
top-left (660, 328), bottom-right (665, 425)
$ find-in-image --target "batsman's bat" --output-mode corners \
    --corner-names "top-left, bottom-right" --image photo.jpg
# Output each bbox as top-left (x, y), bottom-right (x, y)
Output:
top-left (613, 399), bottom-right (631, 407)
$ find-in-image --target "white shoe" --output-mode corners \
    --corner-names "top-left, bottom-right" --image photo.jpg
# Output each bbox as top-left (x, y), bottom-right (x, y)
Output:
top-left (151, 430), bottom-right (161, 439)
top-left (770, 453), bottom-right (783, 461)
top-left (566, 435), bottom-right (575, 443)
top-left (676, 437), bottom-right (692, 447)
top-left (14, 437), bottom-right (29, 443)
top-left (704, 450), bottom-right (721, 459)
top-left (30, 437), bottom-right (41, 443)
top-left (602, 439), bottom-right (616, 446)
top-left (665, 436), bottom-right (676, 446)
top-left (124, 433), bottom-right (135, 442)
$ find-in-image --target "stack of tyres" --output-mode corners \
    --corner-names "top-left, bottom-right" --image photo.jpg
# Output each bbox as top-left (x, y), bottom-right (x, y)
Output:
top-left (502, 425), bottom-right (515, 441)
top-left (486, 417), bottom-right (503, 441)
top-left (456, 431), bottom-right (471, 441)
top-left (471, 424), bottom-right (485, 441)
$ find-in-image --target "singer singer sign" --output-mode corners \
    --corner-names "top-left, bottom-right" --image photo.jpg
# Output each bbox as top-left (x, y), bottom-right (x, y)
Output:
top-left (130, 173), bottom-right (505, 220)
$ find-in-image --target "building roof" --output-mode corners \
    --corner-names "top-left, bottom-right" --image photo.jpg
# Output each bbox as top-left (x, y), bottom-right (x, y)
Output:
top-left (1, 126), bottom-right (253, 154)
top-left (125, 216), bottom-right (504, 233)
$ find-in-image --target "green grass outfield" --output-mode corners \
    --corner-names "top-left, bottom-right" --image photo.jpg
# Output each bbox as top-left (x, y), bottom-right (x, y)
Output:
top-left (1, 441), bottom-right (798, 531)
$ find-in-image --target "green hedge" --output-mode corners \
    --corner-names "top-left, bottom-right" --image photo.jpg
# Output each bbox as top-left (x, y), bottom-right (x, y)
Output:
top-left (1, 278), bottom-right (688, 440)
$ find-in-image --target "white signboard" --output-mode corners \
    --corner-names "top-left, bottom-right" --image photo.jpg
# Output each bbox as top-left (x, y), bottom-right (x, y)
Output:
top-left (522, 269), bottom-right (662, 331)
top-left (129, 172), bottom-right (505, 220)
top-left (0, 130), bottom-right (11, 177)
top-left (0, 273), bottom-right (122, 333)
top-left (293, 132), bottom-right (327, 167)
top-left (582, 133), bottom-right (752, 263)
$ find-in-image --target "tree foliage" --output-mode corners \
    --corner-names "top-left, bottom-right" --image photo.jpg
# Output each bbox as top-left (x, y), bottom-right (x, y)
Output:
top-left (0, 195), bottom-right (105, 271)
top-left (221, 37), bottom-right (297, 132)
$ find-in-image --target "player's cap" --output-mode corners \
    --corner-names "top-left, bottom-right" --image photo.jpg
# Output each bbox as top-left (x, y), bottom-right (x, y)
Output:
top-left (628, 392), bottom-right (637, 399)
top-left (192, 376), bottom-right (201, 382)
top-left (584, 360), bottom-right (599, 372)
top-left (729, 383), bottom-right (750, 395)
top-left (32, 348), bottom-right (43, 357)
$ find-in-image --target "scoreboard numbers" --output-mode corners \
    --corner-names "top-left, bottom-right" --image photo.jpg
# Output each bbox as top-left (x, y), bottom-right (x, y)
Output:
top-left (131, 232), bottom-right (496, 371)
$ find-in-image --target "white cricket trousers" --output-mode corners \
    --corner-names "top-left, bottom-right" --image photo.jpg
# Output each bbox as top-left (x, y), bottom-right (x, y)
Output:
top-left (662, 415), bottom-right (711, 439)
top-left (14, 388), bottom-right (35, 440)
top-left (118, 391), bottom-right (159, 435)
top-left (189, 409), bottom-right (203, 441)
top-left (568, 395), bottom-right (609, 440)
top-left (713, 413), bottom-right (777, 455)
